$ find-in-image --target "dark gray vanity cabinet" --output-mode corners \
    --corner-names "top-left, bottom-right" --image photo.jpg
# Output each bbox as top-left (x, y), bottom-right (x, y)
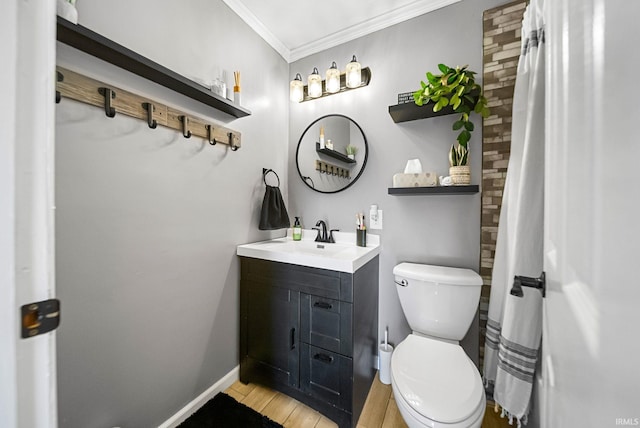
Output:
top-left (239, 256), bottom-right (379, 428)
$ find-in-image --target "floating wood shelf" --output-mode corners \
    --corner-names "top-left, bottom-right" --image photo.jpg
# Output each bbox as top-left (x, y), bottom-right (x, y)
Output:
top-left (56, 17), bottom-right (251, 119)
top-left (315, 143), bottom-right (356, 164)
top-left (388, 185), bottom-right (479, 195)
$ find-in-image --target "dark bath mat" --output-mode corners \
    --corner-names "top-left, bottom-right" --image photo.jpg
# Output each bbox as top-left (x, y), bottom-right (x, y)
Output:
top-left (178, 392), bottom-right (283, 428)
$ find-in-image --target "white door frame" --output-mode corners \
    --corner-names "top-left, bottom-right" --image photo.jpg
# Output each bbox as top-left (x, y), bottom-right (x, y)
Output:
top-left (0, 1), bottom-right (58, 427)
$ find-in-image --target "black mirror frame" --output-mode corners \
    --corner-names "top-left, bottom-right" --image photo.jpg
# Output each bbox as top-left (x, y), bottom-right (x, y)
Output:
top-left (295, 114), bottom-right (368, 194)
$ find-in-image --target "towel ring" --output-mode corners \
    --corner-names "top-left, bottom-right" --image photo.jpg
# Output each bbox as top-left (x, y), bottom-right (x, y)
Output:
top-left (263, 168), bottom-right (280, 187)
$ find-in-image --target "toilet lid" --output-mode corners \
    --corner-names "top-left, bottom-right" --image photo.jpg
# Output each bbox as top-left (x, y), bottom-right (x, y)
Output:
top-left (391, 334), bottom-right (484, 424)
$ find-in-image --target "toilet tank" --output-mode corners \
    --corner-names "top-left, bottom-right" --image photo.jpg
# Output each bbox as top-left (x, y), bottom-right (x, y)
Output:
top-left (393, 263), bottom-right (482, 341)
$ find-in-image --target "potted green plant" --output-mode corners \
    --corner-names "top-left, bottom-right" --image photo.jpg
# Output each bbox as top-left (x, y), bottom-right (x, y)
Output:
top-left (413, 64), bottom-right (490, 184)
top-left (345, 145), bottom-right (358, 160)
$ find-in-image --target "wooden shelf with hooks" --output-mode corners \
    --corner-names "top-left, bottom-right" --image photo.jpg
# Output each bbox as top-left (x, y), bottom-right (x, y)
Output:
top-left (56, 66), bottom-right (241, 149)
top-left (315, 160), bottom-right (350, 179)
top-left (56, 17), bottom-right (251, 119)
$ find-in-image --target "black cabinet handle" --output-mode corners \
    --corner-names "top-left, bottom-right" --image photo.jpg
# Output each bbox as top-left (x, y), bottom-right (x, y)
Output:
top-left (313, 301), bottom-right (332, 310)
top-left (313, 353), bottom-right (334, 364)
top-left (290, 327), bottom-right (296, 350)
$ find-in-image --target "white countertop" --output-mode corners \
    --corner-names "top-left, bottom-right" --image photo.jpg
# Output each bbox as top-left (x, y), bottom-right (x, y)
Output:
top-left (237, 229), bottom-right (380, 273)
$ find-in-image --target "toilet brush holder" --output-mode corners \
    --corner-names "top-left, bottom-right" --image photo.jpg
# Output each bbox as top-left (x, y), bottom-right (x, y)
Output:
top-left (379, 343), bottom-right (393, 385)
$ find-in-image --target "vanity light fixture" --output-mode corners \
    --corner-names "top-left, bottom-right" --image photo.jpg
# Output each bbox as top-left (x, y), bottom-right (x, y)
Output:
top-left (290, 73), bottom-right (304, 103)
top-left (308, 67), bottom-right (323, 98)
top-left (345, 55), bottom-right (362, 89)
top-left (289, 55), bottom-right (371, 103)
top-left (326, 61), bottom-right (340, 94)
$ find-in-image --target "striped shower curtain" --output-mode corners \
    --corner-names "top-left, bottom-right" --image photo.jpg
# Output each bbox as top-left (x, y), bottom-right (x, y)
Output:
top-left (483, 1), bottom-right (545, 427)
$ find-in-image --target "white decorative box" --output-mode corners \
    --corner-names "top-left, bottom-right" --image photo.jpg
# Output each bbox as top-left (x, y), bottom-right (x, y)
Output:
top-left (393, 172), bottom-right (438, 188)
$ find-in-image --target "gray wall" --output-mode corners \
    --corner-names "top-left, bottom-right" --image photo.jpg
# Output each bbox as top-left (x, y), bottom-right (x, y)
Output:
top-left (288, 0), bottom-right (506, 363)
top-left (55, 0), bottom-right (288, 426)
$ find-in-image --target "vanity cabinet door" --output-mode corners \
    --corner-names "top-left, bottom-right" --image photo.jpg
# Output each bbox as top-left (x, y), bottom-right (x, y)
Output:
top-left (241, 280), bottom-right (300, 388)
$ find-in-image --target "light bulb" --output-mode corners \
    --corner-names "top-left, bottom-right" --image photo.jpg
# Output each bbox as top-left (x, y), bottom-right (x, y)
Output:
top-left (289, 73), bottom-right (303, 102)
top-left (345, 55), bottom-right (362, 89)
top-left (308, 67), bottom-right (322, 98)
top-left (326, 61), bottom-right (340, 94)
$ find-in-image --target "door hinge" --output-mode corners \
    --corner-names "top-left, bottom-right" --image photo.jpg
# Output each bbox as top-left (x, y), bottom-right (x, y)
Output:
top-left (21, 299), bottom-right (60, 339)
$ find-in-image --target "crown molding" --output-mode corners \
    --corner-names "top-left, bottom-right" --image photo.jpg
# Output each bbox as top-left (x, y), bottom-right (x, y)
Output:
top-left (289, 0), bottom-right (461, 62)
top-left (221, 0), bottom-right (291, 62)
top-left (223, 0), bottom-right (460, 63)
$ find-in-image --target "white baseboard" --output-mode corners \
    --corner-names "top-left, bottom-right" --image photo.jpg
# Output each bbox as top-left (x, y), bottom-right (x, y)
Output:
top-left (158, 365), bottom-right (239, 428)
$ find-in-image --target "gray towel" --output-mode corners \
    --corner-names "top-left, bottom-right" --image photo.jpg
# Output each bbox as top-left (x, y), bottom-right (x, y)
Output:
top-left (258, 169), bottom-right (290, 230)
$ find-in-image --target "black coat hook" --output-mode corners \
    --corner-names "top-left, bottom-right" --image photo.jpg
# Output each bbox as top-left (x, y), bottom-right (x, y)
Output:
top-left (56, 71), bottom-right (63, 104)
top-left (179, 115), bottom-right (191, 138)
top-left (229, 132), bottom-right (240, 151)
top-left (206, 124), bottom-right (216, 145)
top-left (98, 87), bottom-right (116, 118)
top-left (142, 102), bottom-right (157, 129)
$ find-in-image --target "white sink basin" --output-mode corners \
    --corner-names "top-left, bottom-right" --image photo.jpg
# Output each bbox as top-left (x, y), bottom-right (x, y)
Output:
top-left (237, 230), bottom-right (380, 273)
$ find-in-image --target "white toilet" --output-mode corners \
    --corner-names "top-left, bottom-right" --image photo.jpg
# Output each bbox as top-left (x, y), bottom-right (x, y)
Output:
top-left (390, 263), bottom-right (486, 428)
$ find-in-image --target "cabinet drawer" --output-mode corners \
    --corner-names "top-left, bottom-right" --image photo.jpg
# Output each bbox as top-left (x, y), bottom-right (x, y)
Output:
top-left (240, 257), bottom-right (352, 301)
top-left (301, 294), bottom-right (352, 356)
top-left (300, 344), bottom-right (352, 412)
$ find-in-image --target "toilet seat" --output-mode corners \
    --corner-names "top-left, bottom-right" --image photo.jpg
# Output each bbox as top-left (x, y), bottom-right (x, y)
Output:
top-left (391, 334), bottom-right (485, 427)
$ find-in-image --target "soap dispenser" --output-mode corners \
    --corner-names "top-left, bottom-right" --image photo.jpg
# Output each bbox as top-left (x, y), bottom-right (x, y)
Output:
top-left (293, 217), bottom-right (302, 241)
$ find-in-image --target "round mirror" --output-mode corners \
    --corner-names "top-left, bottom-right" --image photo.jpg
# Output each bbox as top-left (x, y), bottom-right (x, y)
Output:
top-left (296, 114), bottom-right (368, 193)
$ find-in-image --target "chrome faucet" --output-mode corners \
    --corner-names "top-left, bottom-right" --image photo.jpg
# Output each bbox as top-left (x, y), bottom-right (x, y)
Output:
top-left (313, 220), bottom-right (339, 243)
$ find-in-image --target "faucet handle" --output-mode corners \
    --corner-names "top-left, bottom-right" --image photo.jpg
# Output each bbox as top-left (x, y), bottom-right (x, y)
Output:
top-left (329, 229), bottom-right (339, 243)
top-left (312, 227), bottom-right (322, 242)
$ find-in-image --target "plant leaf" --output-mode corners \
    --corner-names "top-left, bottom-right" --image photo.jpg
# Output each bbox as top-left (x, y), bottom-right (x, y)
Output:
top-left (457, 130), bottom-right (471, 146)
top-left (449, 144), bottom-right (458, 167)
top-left (453, 120), bottom-right (464, 130)
top-left (438, 63), bottom-right (450, 74)
top-left (460, 149), bottom-right (469, 165)
top-left (464, 121), bottom-right (474, 131)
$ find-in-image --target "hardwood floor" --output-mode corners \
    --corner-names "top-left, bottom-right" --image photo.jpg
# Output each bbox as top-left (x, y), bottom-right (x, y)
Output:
top-left (225, 372), bottom-right (511, 428)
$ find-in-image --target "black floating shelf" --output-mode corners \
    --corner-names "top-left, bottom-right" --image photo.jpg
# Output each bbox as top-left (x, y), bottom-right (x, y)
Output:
top-left (316, 143), bottom-right (357, 164)
top-left (388, 101), bottom-right (457, 123)
top-left (56, 17), bottom-right (251, 119)
top-left (388, 90), bottom-right (478, 123)
top-left (388, 185), bottom-right (479, 195)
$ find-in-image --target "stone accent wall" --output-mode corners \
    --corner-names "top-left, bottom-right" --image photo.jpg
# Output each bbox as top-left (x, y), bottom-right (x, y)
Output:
top-left (479, 0), bottom-right (528, 370)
